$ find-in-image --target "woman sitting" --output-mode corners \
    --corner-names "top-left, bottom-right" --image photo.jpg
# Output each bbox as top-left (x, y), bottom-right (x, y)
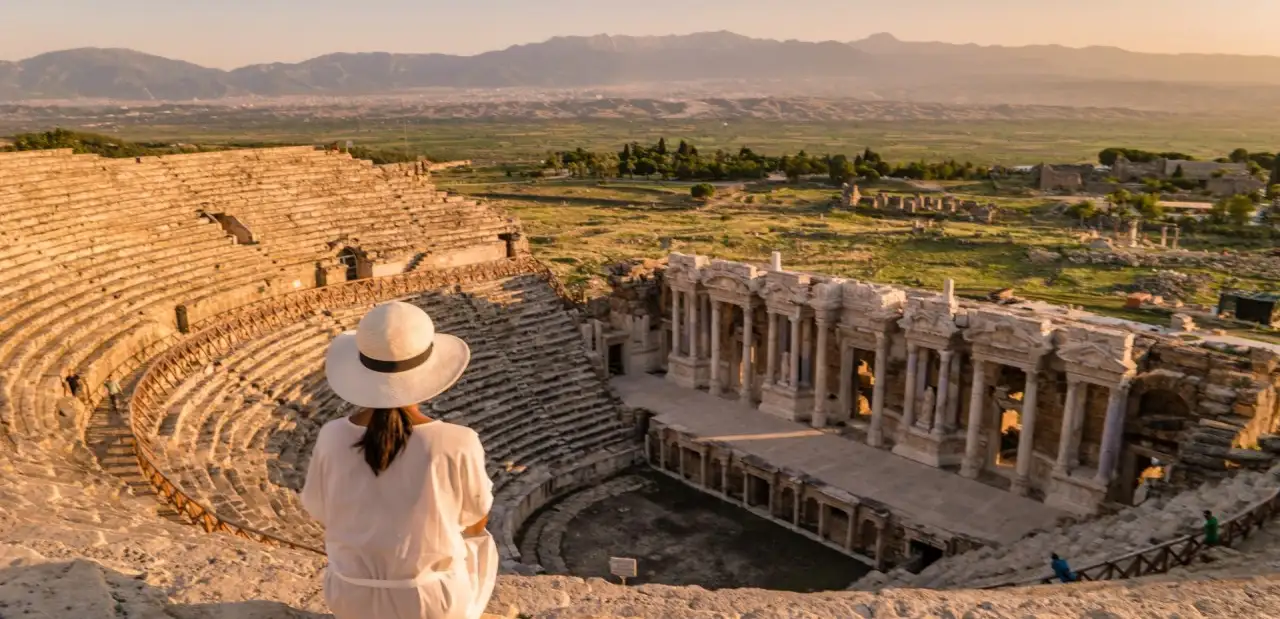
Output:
top-left (302, 301), bottom-right (496, 619)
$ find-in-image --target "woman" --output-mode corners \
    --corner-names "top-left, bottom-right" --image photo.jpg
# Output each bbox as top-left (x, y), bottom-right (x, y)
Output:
top-left (301, 301), bottom-right (497, 619)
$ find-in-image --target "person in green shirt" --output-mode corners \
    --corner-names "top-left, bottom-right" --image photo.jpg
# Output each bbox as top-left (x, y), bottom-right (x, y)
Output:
top-left (1203, 510), bottom-right (1220, 546)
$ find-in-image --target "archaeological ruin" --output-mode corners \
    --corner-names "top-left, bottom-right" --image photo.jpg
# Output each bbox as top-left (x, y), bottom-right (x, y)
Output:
top-left (3, 145), bottom-right (1280, 616)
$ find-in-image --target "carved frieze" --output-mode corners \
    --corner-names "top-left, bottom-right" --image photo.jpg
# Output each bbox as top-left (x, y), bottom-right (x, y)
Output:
top-left (899, 295), bottom-right (959, 343)
top-left (1055, 325), bottom-right (1137, 377)
top-left (840, 280), bottom-right (907, 331)
top-left (964, 308), bottom-right (1055, 366)
top-left (666, 252), bottom-right (709, 290)
top-left (760, 270), bottom-right (812, 311)
top-left (702, 259), bottom-right (763, 303)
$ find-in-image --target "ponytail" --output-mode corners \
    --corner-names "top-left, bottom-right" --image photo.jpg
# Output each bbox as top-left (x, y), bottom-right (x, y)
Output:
top-left (353, 407), bottom-right (415, 475)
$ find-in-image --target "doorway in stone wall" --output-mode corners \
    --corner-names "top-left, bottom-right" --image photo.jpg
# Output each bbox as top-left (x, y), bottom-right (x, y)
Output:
top-left (608, 343), bottom-right (625, 376)
top-left (337, 247), bottom-right (360, 281)
top-left (1119, 445), bottom-right (1176, 506)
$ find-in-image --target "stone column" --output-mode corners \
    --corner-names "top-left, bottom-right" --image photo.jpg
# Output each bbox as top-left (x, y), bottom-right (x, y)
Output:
top-left (1173, 227), bottom-right (1181, 249)
top-left (1012, 361), bottom-right (1042, 496)
top-left (946, 352), bottom-right (962, 427)
top-left (1095, 380), bottom-right (1132, 485)
top-left (699, 449), bottom-right (709, 487)
top-left (960, 358), bottom-right (988, 478)
top-left (688, 291), bottom-right (700, 360)
top-left (812, 319), bottom-right (831, 427)
top-left (1160, 226), bottom-right (1168, 248)
top-left (901, 343), bottom-right (920, 429)
top-left (765, 312), bottom-right (778, 386)
top-left (709, 301), bottom-right (723, 395)
top-left (720, 459), bottom-right (729, 498)
top-left (913, 347), bottom-right (931, 429)
top-left (1054, 378), bottom-right (1083, 474)
top-left (868, 332), bottom-right (889, 448)
top-left (740, 304), bottom-right (754, 403)
top-left (838, 342), bottom-right (855, 422)
top-left (800, 318), bottom-right (813, 386)
top-left (789, 315), bottom-right (801, 389)
top-left (670, 289), bottom-right (680, 358)
top-left (932, 350), bottom-right (953, 435)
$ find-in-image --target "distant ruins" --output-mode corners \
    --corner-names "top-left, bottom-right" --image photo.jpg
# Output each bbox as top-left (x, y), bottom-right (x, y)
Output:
top-left (595, 253), bottom-right (1280, 528)
top-left (1035, 157), bottom-right (1265, 197)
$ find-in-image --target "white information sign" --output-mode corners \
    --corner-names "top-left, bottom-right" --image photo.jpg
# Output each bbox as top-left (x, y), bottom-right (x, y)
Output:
top-left (608, 557), bottom-right (638, 585)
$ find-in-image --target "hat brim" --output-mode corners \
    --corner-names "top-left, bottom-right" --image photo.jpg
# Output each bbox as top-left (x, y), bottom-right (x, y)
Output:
top-left (325, 331), bottom-right (471, 410)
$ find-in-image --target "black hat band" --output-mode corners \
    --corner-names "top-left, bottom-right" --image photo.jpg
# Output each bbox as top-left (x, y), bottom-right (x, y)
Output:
top-left (359, 344), bottom-right (433, 374)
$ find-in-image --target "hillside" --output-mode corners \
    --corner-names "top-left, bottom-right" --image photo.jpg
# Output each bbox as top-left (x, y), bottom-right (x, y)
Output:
top-left (3, 32), bottom-right (1280, 111)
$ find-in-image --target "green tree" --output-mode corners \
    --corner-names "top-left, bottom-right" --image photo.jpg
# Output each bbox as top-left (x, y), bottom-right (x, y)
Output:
top-left (656, 138), bottom-right (668, 155)
top-left (1229, 148), bottom-right (1250, 163)
top-left (1271, 154), bottom-right (1280, 188)
top-left (1172, 164), bottom-right (1185, 179)
top-left (827, 154), bottom-right (856, 186)
top-left (691, 183), bottom-right (715, 199)
top-left (1067, 200), bottom-right (1097, 221)
top-left (1224, 195), bottom-right (1256, 226)
top-left (1133, 193), bottom-right (1164, 219)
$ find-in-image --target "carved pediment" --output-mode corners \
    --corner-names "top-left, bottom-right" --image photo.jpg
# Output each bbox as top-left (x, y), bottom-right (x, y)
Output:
top-left (841, 280), bottom-right (907, 314)
top-left (964, 309), bottom-right (1055, 358)
top-left (809, 280), bottom-right (847, 311)
top-left (702, 260), bottom-right (763, 297)
top-left (899, 296), bottom-right (958, 339)
top-left (666, 252), bottom-right (710, 288)
top-left (1056, 325), bottom-right (1136, 375)
top-left (760, 271), bottom-right (812, 307)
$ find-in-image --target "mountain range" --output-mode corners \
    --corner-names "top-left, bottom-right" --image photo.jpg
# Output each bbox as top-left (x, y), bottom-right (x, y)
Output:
top-left (3, 32), bottom-right (1280, 106)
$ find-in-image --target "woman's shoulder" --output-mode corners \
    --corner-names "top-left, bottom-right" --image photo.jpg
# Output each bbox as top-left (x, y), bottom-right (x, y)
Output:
top-left (414, 421), bottom-right (483, 452)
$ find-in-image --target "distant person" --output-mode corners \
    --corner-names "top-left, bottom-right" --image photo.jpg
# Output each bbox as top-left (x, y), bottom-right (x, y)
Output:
top-left (65, 373), bottom-right (83, 402)
top-left (1050, 553), bottom-right (1076, 583)
top-left (1204, 510), bottom-right (1220, 546)
top-left (301, 301), bottom-right (496, 619)
top-left (104, 378), bottom-right (122, 414)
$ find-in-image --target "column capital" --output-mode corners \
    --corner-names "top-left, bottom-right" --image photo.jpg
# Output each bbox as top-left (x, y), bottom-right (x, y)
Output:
top-left (874, 330), bottom-right (888, 347)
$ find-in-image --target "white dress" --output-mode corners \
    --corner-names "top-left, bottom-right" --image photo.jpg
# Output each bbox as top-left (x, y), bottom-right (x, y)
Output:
top-left (301, 418), bottom-right (497, 619)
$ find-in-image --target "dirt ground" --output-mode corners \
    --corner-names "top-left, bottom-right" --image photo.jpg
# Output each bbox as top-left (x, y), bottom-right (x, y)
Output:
top-left (559, 471), bottom-right (869, 592)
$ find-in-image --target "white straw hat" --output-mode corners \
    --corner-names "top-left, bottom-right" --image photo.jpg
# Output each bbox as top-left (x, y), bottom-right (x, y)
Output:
top-left (325, 301), bottom-right (471, 409)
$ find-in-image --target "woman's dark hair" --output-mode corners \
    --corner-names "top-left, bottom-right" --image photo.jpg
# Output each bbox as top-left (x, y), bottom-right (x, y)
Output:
top-left (353, 407), bottom-right (415, 475)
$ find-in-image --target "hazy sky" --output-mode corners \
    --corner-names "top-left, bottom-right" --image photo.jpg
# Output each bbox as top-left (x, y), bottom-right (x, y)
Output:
top-left (3, 0), bottom-right (1278, 68)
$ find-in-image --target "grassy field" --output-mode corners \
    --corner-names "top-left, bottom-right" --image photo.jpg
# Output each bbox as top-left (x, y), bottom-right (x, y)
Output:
top-left (103, 116), bottom-right (1280, 167)
top-left (440, 171), bottom-right (1276, 333)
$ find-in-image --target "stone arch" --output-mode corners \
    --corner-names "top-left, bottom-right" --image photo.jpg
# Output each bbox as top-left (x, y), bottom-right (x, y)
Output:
top-left (800, 496), bottom-right (820, 533)
top-left (337, 247), bottom-right (362, 281)
top-left (1126, 370), bottom-right (1197, 438)
top-left (777, 485), bottom-right (797, 521)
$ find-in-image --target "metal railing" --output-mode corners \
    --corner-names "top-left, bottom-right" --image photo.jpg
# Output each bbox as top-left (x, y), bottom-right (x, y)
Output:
top-left (127, 257), bottom-right (545, 553)
top-left (982, 487), bottom-right (1280, 588)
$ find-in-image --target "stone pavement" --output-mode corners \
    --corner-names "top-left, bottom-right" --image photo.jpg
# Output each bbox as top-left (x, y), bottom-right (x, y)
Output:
top-left (613, 374), bottom-right (1067, 546)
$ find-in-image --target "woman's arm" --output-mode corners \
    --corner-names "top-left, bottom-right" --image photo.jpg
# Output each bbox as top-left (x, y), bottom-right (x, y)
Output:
top-left (458, 430), bottom-right (494, 535)
top-left (299, 447), bottom-right (326, 526)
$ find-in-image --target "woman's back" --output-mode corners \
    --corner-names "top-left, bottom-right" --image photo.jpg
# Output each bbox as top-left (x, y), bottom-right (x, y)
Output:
top-left (302, 417), bottom-right (493, 619)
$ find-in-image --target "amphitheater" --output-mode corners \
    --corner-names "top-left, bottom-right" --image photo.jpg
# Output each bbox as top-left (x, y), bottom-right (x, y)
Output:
top-left (5, 146), bottom-right (1280, 618)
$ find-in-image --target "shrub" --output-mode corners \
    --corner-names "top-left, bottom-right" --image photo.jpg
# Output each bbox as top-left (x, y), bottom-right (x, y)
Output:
top-left (691, 183), bottom-right (715, 199)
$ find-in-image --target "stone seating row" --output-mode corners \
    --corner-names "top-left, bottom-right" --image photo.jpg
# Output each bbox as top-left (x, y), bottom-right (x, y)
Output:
top-left (0, 147), bottom-right (516, 449)
top-left (134, 273), bottom-right (628, 546)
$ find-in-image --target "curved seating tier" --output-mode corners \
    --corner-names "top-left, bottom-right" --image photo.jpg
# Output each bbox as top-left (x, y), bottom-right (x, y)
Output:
top-left (132, 264), bottom-right (632, 549)
top-left (0, 147), bottom-right (518, 453)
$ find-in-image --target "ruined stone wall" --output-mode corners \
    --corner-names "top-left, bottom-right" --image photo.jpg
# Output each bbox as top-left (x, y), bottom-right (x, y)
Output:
top-left (1035, 164), bottom-right (1088, 191)
top-left (602, 254), bottom-right (1280, 507)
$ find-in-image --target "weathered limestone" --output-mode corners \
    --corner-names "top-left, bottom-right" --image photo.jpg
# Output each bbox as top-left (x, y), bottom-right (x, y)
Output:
top-left (621, 252), bottom-right (1280, 516)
